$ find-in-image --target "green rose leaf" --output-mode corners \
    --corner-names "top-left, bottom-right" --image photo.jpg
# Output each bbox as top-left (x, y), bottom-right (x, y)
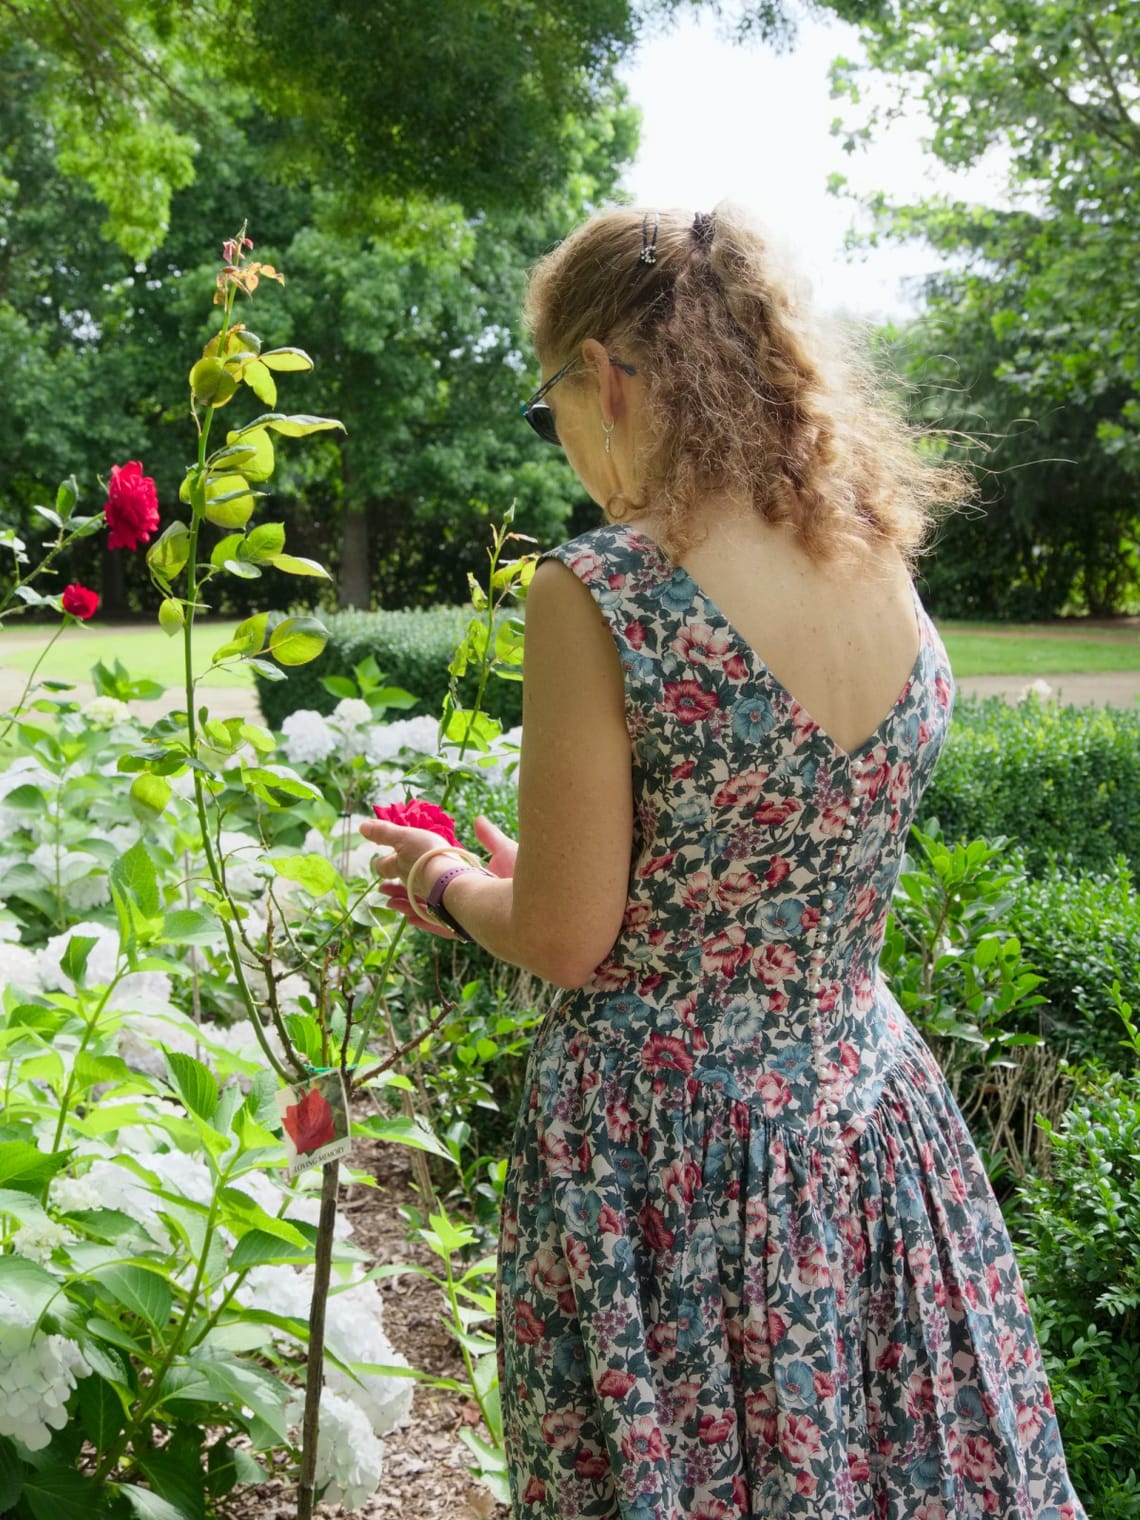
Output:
top-left (158, 599), bottom-right (185, 637)
top-left (189, 356), bottom-right (238, 408)
top-left (224, 426), bottom-right (274, 483)
top-left (268, 615), bottom-right (328, 666)
top-left (212, 612), bottom-right (269, 664)
top-left (241, 359), bottom-right (277, 407)
top-left (268, 553), bottom-right (331, 579)
top-left (202, 475), bottom-right (256, 529)
top-left (210, 532), bottom-right (245, 569)
top-left (231, 412), bottom-right (345, 440)
top-left (244, 522), bottom-right (286, 562)
top-left (146, 521), bottom-right (191, 581)
top-left (259, 347), bottom-right (314, 372)
top-left (265, 853), bottom-right (344, 897)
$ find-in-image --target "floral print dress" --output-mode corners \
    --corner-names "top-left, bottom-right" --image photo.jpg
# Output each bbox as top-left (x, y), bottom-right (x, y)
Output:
top-left (497, 522), bottom-right (1087, 1520)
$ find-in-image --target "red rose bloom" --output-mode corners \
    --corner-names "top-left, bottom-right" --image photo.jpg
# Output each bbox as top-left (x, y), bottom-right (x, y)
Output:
top-left (282, 1086), bottom-right (336, 1154)
top-left (371, 798), bottom-right (460, 845)
top-left (105, 460), bottom-right (160, 551)
top-left (61, 584), bottom-right (99, 620)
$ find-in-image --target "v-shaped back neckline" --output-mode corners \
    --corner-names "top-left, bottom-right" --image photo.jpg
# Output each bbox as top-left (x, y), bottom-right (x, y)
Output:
top-left (618, 522), bottom-right (928, 764)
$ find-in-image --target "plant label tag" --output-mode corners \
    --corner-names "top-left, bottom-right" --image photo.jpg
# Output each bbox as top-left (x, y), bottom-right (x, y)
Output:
top-left (276, 1071), bottom-right (352, 1178)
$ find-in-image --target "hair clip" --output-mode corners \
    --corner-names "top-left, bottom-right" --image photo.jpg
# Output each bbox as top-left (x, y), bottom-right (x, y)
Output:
top-left (691, 211), bottom-right (715, 247)
top-left (639, 211), bottom-right (659, 266)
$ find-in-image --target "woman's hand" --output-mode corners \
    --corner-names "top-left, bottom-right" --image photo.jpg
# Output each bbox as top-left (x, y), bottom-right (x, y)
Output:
top-left (473, 815), bottom-right (517, 879)
top-left (358, 814), bottom-right (518, 938)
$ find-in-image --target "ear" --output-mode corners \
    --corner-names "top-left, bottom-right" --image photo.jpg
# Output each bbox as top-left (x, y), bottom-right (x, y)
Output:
top-left (581, 338), bottom-right (626, 425)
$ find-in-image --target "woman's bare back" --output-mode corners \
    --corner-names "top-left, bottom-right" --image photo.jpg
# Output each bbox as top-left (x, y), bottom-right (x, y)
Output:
top-left (630, 508), bottom-right (922, 758)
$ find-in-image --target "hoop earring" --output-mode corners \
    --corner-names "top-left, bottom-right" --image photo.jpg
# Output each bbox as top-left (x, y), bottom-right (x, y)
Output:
top-left (602, 417), bottom-right (615, 454)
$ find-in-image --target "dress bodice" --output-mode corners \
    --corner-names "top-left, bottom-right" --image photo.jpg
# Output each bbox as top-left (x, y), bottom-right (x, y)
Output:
top-left (539, 522), bottom-right (956, 1142)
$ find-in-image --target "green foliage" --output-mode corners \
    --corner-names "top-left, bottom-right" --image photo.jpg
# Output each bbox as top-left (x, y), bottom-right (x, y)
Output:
top-left (918, 695), bottom-right (1140, 877)
top-left (254, 607), bottom-right (524, 730)
top-left (1016, 1007), bottom-right (1140, 1514)
top-left (1006, 858), bottom-right (1140, 1072)
top-left (831, 0), bottom-right (1140, 456)
top-left (881, 823), bottom-right (1046, 1157)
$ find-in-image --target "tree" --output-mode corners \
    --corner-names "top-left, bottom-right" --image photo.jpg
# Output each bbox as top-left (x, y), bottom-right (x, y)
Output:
top-left (3, 0), bottom-right (652, 257)
top-left (826, 0), bottom-right (1140, 476)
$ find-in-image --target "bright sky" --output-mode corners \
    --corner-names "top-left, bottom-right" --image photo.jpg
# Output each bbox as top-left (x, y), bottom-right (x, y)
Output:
top-left (619, 7), bottom-right (1009, 319)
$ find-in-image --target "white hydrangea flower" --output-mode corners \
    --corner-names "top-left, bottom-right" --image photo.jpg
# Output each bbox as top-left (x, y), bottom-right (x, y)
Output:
top-left (37, 921), bottom-right (119, 989)
top-left (0, 941), bottom-right (42, 998)
top-left (364, 714), bottom-right (439, 766)
top-left (286, 1387), bottom-right (384, 1512)
top-left (115, 1010), bottom-right (200, 1077)
top-left (0, 756), bottom-right (55, 800)
top-left (0, 1292), bottom-right (91, 1450)
top-left (332, 698), bottom-right (373, 730)
top-left (48, 1172), bottom-right (104, 1214)
top-left (11, 1219), bottom-right (75, 1265)
top-left (28, 845), bottom-right (110, 911)
top-left (84, 695), bottom-right (132, 726)
top-left (239, 1265), bottom-right (411, 1438)
top-left (281, 710), bottom-right (337, 767)
top-left (199, 1017), bottom-right (289, 1069)
top-left (325, 1281), bottom-right (414, 1435)
top-left (146, 1149), bottom-right (214, 1208)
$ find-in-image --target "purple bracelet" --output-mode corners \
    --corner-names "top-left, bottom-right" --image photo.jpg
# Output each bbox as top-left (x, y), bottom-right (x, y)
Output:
top-left (426, 865), bottom-right (483, 941)
top-left (427, 865), bottom-right (478, 912)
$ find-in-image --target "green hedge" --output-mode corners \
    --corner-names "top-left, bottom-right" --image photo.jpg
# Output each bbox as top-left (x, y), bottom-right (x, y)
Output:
top-left (1005, 857), bottom-right (1140, 1071)
top-left (254, 607), bottom-right (524, 731)
top-left (918, 694), bottom-right (1140, 876)
top-left (1016, 1066), bottom-right (1140, 1517)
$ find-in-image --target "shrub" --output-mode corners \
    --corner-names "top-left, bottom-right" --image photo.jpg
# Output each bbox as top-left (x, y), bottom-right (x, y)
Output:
top-left (919, 694), bottom-right (1140, 877)
top-left (1016, 1008), bottom-right (1140, 1516)
top-left (1006, 856), bottom-right (1140, 1072)
top-left (254, 606), bottom-right (524, 730)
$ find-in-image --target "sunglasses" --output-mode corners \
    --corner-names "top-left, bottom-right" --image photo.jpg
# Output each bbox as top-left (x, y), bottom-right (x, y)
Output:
top-left (520, 354), bottom-right (637, 447)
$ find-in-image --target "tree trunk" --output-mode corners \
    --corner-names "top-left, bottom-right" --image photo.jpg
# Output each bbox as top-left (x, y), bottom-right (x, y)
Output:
top-left (338, 503), bottom-right (371, 609)
top-left (101, 545), bottom-right (128, 618)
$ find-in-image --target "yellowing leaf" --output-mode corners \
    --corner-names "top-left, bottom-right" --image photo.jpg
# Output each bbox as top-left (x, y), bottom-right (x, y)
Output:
top-left (259, 347), bottom-right (314, 372)
top-left (202, 475), bottom-right (255, 529)
top-left (242, 359), bottom-right (278, 407)
top-left (224, 425), bottom-right (274, 483)
top-left (268, 615), bottom-right (328, 667)
top-left (269, 553), bottom-right (331, 579)
top-left (189, 357), bottom-right (238, 408)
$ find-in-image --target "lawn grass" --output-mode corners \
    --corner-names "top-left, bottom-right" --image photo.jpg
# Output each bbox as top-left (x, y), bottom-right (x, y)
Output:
top-left (2, 616), bottom-right (1137, 687)
top-left (936, 629), bottom-right (1140, 677)
top-left (0, 621), bottom-right (251, 688)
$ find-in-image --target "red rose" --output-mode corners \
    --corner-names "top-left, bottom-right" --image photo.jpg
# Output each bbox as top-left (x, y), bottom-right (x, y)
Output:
top-left (61, 583), bottom-right (99, 620)
top-left (282, 1085), bottom-right (336, 1154)
top-left (371, 798), bottom-right (460, 845)
top-left (104, 461), bottom-right (160, 551)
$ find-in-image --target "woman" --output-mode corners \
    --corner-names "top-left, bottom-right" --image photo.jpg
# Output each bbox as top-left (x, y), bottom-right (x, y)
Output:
top-left (361, 206), bottom-right (1086, 1520)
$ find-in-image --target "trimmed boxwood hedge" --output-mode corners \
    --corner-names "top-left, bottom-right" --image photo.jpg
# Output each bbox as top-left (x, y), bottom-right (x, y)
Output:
top-left (1003, 855), bottom-right (1140, 1071)
top-left (254, 606), bottom-right (524, 731)
top-left (918, 694), bottom-right (1140, 877)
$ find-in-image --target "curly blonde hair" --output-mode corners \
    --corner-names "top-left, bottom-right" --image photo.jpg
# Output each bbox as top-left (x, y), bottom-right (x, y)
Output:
top-left (524, 203), bottom-right (972, 569)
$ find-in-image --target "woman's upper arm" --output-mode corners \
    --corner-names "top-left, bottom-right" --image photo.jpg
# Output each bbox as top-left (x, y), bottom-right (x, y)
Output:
top-left (510, 557), bottom-right (632, 986)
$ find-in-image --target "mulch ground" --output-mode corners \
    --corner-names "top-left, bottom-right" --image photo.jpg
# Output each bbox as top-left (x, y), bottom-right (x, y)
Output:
top-left (224, 1142), bottom-right (511, 1520)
